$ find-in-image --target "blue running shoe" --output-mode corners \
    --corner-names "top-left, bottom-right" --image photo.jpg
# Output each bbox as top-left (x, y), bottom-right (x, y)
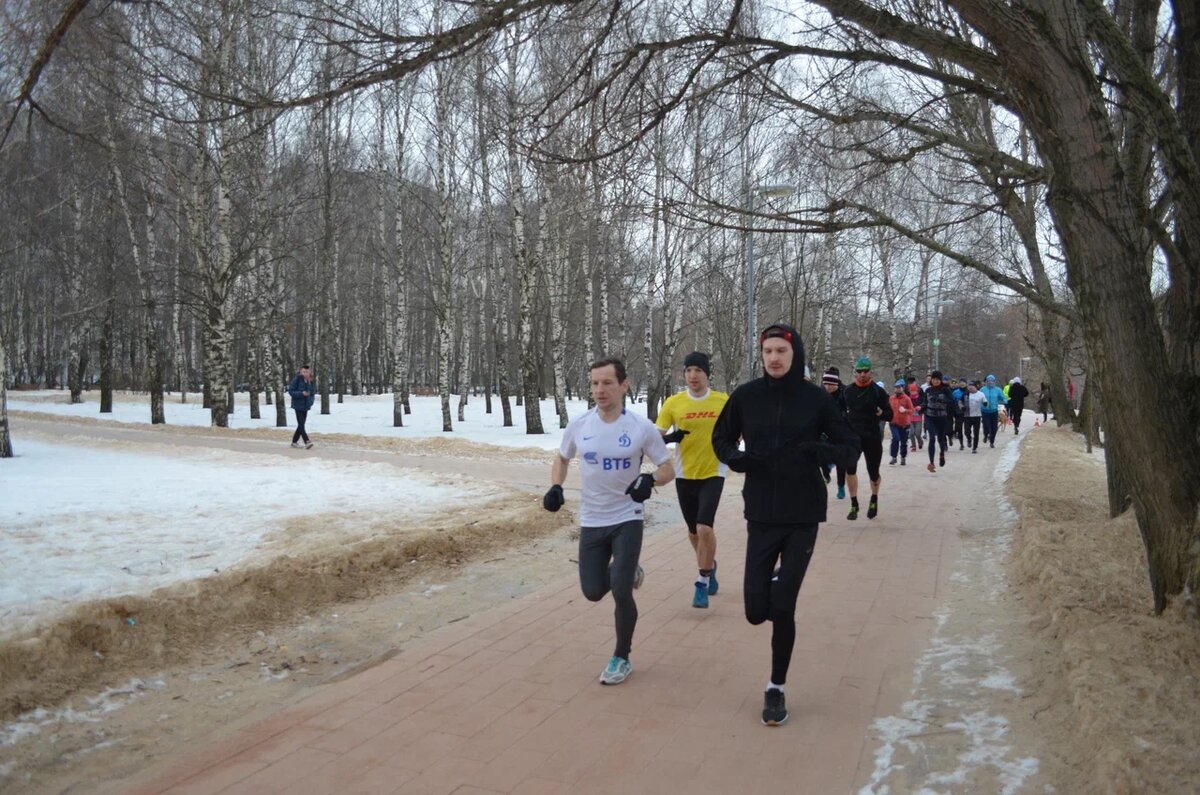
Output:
top-left (692, 582), bottom-right (709, 608)
top-left (707, 559), bottom-right (719, 595)
top-left (599, 655), bottom-right (632, 685)
top-left (837, 485), bottom-right (846, 500)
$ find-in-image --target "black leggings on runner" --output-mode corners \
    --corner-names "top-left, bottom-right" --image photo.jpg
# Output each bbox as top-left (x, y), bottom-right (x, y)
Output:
top-left (292, 410), bottom-right (310, 444)
top-left (579, 520), bottom-right (643, 659)
top-left (744, 522), bottom-right (818, 685)
top-left (926, 416), bottom-right (950, 462)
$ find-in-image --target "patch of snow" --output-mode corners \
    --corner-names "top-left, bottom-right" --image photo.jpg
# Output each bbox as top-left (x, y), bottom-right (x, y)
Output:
top-left (0, 439), bottom-right (484, 635)
top-left (8, 392), bottom-right (600, 451)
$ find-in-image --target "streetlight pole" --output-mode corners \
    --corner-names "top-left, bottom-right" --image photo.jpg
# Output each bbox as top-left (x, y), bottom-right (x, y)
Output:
top-left (745, 183), bottom-right (795, 381)
top-left (1020, 356), bottom-right (1031, 380)
top-left (932, 299), bottom-right (955, 371)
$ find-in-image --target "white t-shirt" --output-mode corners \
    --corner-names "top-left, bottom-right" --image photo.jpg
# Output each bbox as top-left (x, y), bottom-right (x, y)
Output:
top-left (966, 391), bottom-right (987, 417)
top-left (559, 408), bottom-right (671, 528)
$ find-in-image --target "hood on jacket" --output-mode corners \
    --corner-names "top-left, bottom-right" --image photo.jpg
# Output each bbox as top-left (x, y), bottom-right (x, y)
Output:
top-left (759, 322), bottom-right (806, 384)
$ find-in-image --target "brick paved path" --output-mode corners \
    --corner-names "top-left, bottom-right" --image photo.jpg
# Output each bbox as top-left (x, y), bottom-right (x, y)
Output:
top-left (119, 461), bottom-right (966, 795)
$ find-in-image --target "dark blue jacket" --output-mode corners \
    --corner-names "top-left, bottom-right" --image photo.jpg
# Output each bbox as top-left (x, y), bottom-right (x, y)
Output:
top-left (287, 374), bottom-right (315, 412)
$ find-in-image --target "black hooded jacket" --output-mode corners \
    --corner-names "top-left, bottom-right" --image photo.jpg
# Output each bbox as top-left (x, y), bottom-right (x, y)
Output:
top-left (711, 324), bottom-right (860, 525)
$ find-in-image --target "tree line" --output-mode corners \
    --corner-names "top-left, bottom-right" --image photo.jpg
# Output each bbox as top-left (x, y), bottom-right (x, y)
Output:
top-left (1, 0), bottom-right (1196, 615)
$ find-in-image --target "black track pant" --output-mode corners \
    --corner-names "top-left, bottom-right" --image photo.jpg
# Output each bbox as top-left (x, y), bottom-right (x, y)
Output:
top-left (579, 520), bottom-right (643, 660)
top-left (292, 410), bottom-right (310, 444)
top-left (744, 522), bottom-right (819, 685)
top-left (965, 417), bottom-right (982, 450)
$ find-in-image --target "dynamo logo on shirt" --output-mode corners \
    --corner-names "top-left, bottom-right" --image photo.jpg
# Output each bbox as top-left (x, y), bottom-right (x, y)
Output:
top-left (618, 433), bottom-right (631, 448)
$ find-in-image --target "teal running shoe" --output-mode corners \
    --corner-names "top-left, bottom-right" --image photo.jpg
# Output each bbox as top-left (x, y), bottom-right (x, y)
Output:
top-left (692, 582), bottom-right (709, 608)
top-left (837, 485), bottom-right (846, 500)
top-left (599, 656), bottom-right (632, 685)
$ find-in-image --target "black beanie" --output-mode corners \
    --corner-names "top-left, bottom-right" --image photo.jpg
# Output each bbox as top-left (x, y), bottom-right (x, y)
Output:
top-left (682, 351), bottom-right (711, 377)
top-left (758, 322), bottom-right (806, 377)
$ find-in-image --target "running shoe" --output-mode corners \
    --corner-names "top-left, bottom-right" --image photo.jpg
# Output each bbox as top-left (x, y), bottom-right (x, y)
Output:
top-left (972, 449), bottom-right (978, 454)
top-left (633, 565), bottom-right (644, 590)
top-left (599, 656), bottom-right (632, 685)
top-left (692, 582), bottom-right (709, 609)
top-left (939, 452), bottom-right (946, 468)
top-left (290, 442), bottom-right (301, 448)
top-left (305, 441), bottom-right (314, 449)
top-left (867, 497), bottom-right (878, 520)
top-left (900, 458), bottom-right (906, 466)
top-left (836, 486), bottom-right (846, 500)
top-left (847, 504), bottom-right (858, 521)
top-left (762, 689), bottom-right (788, 726)
top-left (927, 462), bottom-right (936, 473)
top-left (822, 467), bottom-right (831, 483)
top-left (889, 457), bottom-right (897, 466)
top-left (708, 560), bottom-right (719, 595)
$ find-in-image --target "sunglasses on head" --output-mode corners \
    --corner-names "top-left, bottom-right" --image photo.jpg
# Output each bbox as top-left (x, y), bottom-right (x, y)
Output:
top-left (855, 368), bottom-right (870, 374)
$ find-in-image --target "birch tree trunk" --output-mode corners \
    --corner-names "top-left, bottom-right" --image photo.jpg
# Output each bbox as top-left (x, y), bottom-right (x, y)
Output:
top-left (65, 168), bottom-right (89, 404)
top-left (507, 29), bottom-right (543, 434)
top-left (0, 330), bottom-right (12, 458)
top-left (434, 50), bottom-right (455, 433)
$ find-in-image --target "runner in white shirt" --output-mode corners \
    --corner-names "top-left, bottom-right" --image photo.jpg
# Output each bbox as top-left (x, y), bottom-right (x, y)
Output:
top-left (543, 357), bottom-right (673, 685)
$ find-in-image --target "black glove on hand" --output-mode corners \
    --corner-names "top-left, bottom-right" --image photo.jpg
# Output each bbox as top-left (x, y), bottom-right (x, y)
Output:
top-left (625, 473), bottom-right (655, 502)
top-left (662, 429), bottom-right (690, 444)
top-left (543, 484), bottom-right (564, 512)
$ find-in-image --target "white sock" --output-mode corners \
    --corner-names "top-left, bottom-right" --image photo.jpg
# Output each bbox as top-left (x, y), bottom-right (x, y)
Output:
top-left (767, 681), bottom-right (784, 692)
top-left (697, 575), bottom-right (710, 586)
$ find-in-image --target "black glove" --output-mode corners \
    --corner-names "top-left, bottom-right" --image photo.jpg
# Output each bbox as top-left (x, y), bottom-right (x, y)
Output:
top-left (543, 484), bottom-right (564, 512)
top-left (662, 429), bottom-right (690, 444)
top-left (625, 473), bottom-right (655, 502)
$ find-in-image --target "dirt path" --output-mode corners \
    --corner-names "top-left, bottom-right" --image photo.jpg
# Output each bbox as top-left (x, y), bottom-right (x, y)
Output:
top-left (2, 414), bottom-right (1078, 793)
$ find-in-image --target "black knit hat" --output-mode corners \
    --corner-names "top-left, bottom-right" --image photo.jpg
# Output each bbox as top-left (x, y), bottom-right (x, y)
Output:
top-left (822, 367), bottom-right (840, 387)
top-left (682, 351), bottom-right (711, 377)
top-left (758, 322), bottom-right (806, 376)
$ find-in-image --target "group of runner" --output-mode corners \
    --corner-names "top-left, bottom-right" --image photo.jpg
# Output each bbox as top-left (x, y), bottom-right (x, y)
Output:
top-left (542, 326), bottom-right (1030, 728)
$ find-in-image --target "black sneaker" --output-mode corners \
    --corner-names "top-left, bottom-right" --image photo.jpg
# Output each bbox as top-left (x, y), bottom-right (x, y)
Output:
top-left (762, 689), bottom-right (788, 726)
top-left (939, 452), bottom-right (946, 467)
top-left (847, 504), bottom-right (858, 521)
top-left (867, 498), bottom-right (878, 519)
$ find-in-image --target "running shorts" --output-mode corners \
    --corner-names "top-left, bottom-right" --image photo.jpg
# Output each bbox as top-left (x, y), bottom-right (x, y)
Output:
top-left (674, 477), bottom-right (725, 534)
top-left (845, 433), bottom-right (884, 482)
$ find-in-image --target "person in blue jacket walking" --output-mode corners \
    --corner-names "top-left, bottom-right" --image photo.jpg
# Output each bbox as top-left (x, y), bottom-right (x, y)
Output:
top-left (979, 374), bottom-right (1007, 448)
top-left (287, 365), bottom-right (316, 449)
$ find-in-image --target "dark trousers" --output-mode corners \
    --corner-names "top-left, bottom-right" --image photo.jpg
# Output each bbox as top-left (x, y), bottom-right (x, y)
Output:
top-left (1010, 403), bottom-right (1024, 431)
top-left (579, 520), bottom-right (643, 660)
top-left (744, 522), bottom-right (819, 685)
top-left (292, 410), bottom-right (310, 444)
top-left (953, 415), bottom-right (965, 446)
top-left (981, 412), bottom-right (999, 444)
top-left (965, 416), bottom-right (982, 450)
top-left (889, 424), bottom-right (909, 459)
top-left (926, 416), bottom-right (950, 462)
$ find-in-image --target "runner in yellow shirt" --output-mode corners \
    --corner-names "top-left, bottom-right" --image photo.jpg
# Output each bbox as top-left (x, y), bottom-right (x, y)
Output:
top-left (656, 352), bottom-right (729, 608)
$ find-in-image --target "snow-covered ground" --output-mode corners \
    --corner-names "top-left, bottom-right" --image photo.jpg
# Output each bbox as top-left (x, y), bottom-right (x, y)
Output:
top-left (7, 391), bottom-right (612, 450)
top-left (0, 437), bottom-right (484, 637)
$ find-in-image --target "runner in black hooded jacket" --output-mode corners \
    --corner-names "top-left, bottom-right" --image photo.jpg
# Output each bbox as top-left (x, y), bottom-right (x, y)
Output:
top-left (712, 322), bottom-right (859, 726)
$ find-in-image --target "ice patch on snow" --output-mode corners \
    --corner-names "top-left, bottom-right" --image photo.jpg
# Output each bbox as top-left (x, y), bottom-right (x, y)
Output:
top-left (0, 678), bottom-right (166, 748)
top-left (861, 433), bottom-right (1039, 794)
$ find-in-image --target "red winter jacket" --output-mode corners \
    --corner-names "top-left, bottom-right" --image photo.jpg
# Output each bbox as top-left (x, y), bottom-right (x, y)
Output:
top-left (889, 392), bottom-right (915, 428)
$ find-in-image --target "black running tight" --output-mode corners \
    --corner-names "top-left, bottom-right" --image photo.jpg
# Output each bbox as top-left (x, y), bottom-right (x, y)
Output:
top-left (744, 522), bottom-right (818, 685)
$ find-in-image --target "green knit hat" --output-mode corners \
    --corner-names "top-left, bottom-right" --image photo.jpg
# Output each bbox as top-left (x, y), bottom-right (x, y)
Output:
top-left (854, 356), bottom-right (872, 371)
